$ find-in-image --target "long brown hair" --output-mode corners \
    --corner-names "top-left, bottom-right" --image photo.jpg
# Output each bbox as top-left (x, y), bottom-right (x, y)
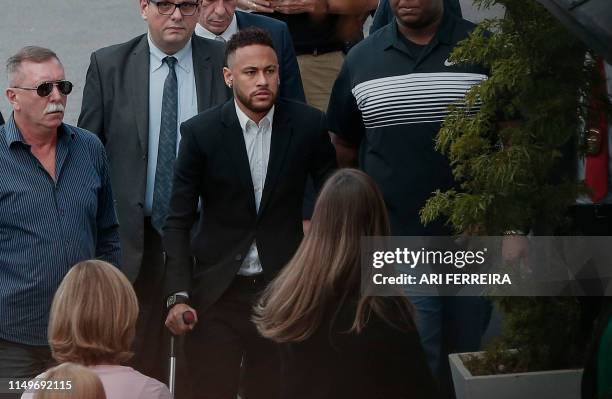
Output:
top-left (254, 169), bottom-right (414, 343)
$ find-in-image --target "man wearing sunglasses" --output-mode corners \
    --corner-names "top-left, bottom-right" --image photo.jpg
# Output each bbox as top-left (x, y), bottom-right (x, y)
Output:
top-left (0, 46), bottom-right (120, 388)
top-left (78, 0), bottom-right (230, 389)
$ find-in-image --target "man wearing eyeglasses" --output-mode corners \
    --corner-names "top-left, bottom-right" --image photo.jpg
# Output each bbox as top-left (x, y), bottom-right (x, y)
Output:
top-left (0, 46), bottom-right (120, 388)
top-left (78, 0), bottom-right (229, 387)
top-left (196, 0), bottom-right (305, 102)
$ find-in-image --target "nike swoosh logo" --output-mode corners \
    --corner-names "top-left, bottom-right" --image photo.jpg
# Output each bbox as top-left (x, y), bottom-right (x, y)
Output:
top-left (444, 59), bottom-right (455, 67)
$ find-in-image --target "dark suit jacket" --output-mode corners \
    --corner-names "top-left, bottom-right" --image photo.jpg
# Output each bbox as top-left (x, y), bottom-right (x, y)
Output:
top-left (78, 34), bottom-right (230, 282)
top-left (163, 99), bottom-right (336, 310)
top-left (235, 10), bottom-right (305, 102)
top-left (0, 111), bottom-right (4, 125)
top-left (279, 297), bottom-right (439, 399)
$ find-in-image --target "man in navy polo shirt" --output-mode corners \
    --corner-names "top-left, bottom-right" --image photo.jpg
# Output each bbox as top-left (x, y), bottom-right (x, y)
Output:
top-left (327, 0), bottom-right (490, 396)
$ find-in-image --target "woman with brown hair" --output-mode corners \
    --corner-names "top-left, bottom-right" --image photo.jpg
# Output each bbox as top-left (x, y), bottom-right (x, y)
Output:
top-left (21, 260), bottom-right (170, 399)
top-left (254, 168), bottom-right (438, 399)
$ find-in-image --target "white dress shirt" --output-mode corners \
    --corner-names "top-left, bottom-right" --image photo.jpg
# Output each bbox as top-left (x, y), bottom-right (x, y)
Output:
top-left (195, 14), bottom-right (238, 42)
top-left (145, 34), bottom-right (199, 215)
top-left (235, 100), bottom-right (275, 275)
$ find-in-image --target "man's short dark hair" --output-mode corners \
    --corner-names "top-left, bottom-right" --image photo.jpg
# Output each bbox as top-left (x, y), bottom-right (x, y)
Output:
top-left (6, 46), bottom-right (61, 85)
top-left (225, 27), bottom-right (276, 66)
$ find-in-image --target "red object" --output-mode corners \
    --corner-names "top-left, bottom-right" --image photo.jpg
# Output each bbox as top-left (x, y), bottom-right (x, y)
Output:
top-left (182, 310), bottom-right (195, 325)
top-left (584, 58), bottom-right (609, 203)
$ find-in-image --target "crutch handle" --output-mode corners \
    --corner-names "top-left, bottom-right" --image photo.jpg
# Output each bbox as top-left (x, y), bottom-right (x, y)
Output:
top-left (182, 310), bottom-right (195, 325)
top-left (169, 310), bottom-right (196, 397)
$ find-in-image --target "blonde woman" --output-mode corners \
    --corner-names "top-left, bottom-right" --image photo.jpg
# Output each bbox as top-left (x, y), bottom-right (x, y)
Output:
top-left (254, 169), bottom-right (438, 399)
top-left (33, 363), bottom-right (105, 399)
top-left (22, 260), bottom-right (170, 399)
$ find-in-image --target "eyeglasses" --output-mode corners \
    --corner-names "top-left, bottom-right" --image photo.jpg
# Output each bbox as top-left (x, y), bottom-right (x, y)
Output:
top-left (12, 80), bottom-right (73, 97)
top-left (148, 0), bottom-right (200, 16)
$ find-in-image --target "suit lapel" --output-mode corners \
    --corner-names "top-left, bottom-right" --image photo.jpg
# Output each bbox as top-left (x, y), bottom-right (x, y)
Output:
top-left (221, 101), bottom-right (257, 215)
top-left (258, 100), bottom-right (293, 219)
top-left (192, 36), bottom-right (213, 112)
top-left (129, 35), bottom-right (150, 156)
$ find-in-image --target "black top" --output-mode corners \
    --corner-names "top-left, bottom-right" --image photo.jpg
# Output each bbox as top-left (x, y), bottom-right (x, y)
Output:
top-left (260, 13), bottom-right (344, 55)
top-left (327, 11), bottom-right (488, 235)
top-left (279, 297), bottom-right (438, 399)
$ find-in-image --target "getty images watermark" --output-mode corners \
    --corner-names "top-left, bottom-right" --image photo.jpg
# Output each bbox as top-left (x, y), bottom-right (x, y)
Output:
top-left (371, 246), bottom-right (512, 286)
top-left (361, 236), bottom-right (612, 297)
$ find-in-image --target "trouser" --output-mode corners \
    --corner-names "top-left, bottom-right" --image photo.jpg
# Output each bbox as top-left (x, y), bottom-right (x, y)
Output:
top-left (411, 296), bottom-right (492, 399)
top-left (565, 204), bottom-right (612, 350)
top-left (296, 51), bottom-right (344, 112)
top-left (129, 219), bottom-right (171, 384)
top-left (185, 275), bottom-right (281, 399)
top-left (0, 339), bottom-right (53, 399)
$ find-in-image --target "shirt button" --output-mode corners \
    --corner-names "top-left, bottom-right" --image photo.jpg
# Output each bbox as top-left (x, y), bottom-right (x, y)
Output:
top-left (235, 254), bottom-right (242, 261)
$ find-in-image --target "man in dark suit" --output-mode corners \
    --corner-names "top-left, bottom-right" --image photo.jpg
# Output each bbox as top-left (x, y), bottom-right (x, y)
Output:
top-left (196, 0), bottom-right (305, 101)
top-left (78, 0), bottom-right (230, 384)
top-left (163, 27), bottom-right (336, 399)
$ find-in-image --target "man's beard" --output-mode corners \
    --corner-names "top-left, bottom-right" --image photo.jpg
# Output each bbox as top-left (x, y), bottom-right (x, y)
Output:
top-left (235, 88), bottom-right (276, 114)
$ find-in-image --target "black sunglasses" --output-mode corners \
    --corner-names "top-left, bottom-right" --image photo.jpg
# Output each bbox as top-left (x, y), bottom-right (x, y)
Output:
top-left (13, 80), bottom-right (73, 97)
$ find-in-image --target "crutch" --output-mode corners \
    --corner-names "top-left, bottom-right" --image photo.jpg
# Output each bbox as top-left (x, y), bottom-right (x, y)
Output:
top-left (169, 310), bottom-right (195, 398)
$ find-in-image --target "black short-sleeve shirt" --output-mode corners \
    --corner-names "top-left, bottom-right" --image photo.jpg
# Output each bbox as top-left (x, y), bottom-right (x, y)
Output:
top-left (327, 11), bottom-right (488, 235)
top-left (258, 13), bottom-right (344, 55)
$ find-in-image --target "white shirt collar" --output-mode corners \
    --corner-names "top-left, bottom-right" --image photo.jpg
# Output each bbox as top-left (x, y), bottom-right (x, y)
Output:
top-left (195, 14), bottom-right (238, 42)
top-left (147, 33), bottom-right (193, 73)
top-left (235, 100), bottom-right (274, 132)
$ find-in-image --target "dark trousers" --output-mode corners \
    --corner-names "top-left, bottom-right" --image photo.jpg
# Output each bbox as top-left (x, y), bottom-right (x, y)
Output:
top-left (0, 339), bottom-right (53, 399)
top-left (129, 220), bottom-right (171, 384)
top-left (566, 204), bottom-right (612, 350)
top-left (185, 276), bottom-right (281, 399)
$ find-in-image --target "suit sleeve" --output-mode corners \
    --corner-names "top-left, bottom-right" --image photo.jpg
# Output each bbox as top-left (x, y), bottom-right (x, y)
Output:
top-left (326, 59), bottom-right (365, 146)
top-left (162, 121), bottom-right (204, 297)
top-left (78, 52), bottom-right (105, 142)
top-left (309, 112), bottom-right (337, 192)
top-left (279, 24), bottom-right (306, 102)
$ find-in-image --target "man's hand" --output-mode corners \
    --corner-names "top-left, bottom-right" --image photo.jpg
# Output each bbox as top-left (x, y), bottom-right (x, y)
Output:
top-left (270, 0), bottom-right (327, 14)
top-left (502, 234), bottom-right (530, 264)
top-left (165, 303), bottom-right (198, 336)
top-left (237, 0), bottom-right (274, 12)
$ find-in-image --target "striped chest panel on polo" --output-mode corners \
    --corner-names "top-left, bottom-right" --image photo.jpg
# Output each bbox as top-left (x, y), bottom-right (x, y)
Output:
top-left (352, 72), bottom-right (488, 129)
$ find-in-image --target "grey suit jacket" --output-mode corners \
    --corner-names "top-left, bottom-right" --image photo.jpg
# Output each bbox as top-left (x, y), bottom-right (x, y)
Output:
top-left (78, 34), bottom-right (230, 281)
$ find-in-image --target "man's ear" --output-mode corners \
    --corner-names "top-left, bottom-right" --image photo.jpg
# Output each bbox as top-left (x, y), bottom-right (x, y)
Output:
top-left (6, 88), bottom-right (19, 110)
top-left (223, 67), bottom-right (233, 88)
top-left (140, 0), bottom-right (149, 20)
